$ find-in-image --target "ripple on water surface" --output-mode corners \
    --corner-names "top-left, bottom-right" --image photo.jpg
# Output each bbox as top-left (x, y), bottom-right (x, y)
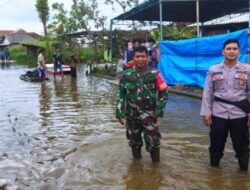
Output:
top-left (1, 65), bottom-right (250, 189)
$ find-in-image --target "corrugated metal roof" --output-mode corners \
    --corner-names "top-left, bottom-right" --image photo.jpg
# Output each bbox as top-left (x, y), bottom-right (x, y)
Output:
top-left (203, 12), bottom-right (248, 26)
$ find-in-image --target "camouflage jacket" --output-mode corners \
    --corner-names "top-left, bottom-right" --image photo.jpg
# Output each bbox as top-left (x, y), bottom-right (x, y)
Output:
top-left (116, 67), bottom-right (168, 119)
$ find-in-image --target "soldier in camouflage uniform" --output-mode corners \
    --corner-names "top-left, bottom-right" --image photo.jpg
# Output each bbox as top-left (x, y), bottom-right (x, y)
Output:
top-left (116, 46), bottom-right (168, 162)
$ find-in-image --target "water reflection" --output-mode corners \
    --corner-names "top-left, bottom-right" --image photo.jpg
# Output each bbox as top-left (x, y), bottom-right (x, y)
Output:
top-left (207, 168), bottom-right (250, 190)
top-left (230, 172), bottom-right (250, 190)
top-left (70, 79), bottom-right (79, 104)
top-left (39, 81), bottom-right (51, 127)
top-left (207, 168), bottom-right (224, 190)
top-left (1, 64), bottom-right (250, 189)
top-left (54, 77), bottom-right (66, 98)
top-left (1, 60), bottom-right (10, 69)
top-left (124, 161), bottom-right (162, 190)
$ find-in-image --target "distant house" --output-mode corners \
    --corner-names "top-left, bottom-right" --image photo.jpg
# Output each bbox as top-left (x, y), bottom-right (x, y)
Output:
top-left (0, 29), bottom-right (42, 56)
top-left (0, 29), bottom-right (39, 47)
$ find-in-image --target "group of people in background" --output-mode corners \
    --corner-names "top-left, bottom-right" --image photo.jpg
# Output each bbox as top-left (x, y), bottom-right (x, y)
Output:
top-left (116, 39), bottom-right (160, 77)
top-left (37, 47), bottom-right (78, 81)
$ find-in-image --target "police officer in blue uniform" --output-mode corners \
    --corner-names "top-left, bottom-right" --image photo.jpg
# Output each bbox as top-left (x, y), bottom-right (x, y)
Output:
top-left (201, 39), bottom-right (250, 171)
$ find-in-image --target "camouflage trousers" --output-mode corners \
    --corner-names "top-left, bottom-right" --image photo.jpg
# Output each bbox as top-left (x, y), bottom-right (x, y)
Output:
top-left (126, 114), bottom-right (161, 152)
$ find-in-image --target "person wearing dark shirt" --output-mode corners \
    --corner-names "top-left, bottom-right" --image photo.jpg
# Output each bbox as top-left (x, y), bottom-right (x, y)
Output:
top-left (70, 51), bottom-right (78, 78)
top-left (53, 47), bottom-right (64, 77)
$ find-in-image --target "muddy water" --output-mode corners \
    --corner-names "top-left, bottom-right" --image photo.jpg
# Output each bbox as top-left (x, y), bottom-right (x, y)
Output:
top-left (0, 64), bottom-right (250, 190)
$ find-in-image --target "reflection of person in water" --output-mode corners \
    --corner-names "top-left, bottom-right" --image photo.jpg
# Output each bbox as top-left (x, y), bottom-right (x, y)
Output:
top-left (207, 168), bottom-right (249, 190)
top-left (207, 168), bottom-right (224, 190)
top-left (229, 173), bottom-right (249, 190)
top-left (70, 79), bottom-right (79, 104)
top-left (1, 58), bottom-right (4, 69)
top-left (123, 161), bottom-right (162, 190)
top-left (54, 77), bottom-right (66, 98)
top-left (1, 55), bottom-right (5, 69)
top-left (39, 82), bottom-right (51, 127)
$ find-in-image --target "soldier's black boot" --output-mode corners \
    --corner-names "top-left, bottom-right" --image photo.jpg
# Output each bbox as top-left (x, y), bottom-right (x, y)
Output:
top-left (238, 156), bottom-right (249, 171)
top-left (132, 146), bottom-right (141, 159)
top-left (150, 150), bottom-right (160, 162)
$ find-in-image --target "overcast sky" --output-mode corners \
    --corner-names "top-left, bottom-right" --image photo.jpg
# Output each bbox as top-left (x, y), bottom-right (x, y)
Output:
top-left (0, 0), bottom-right (130, 34)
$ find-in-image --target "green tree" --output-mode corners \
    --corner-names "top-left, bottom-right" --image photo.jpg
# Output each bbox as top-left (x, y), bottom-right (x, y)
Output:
top-left (69, 0), bottom-right (91, 31)
top-left (88, 0), bottom-right (106, 29)
top-left (69, 0), bottom-right (108, 64)
top-left (105, 0), bottom-right (139, 12)
top-left (163, 23), bottom-right (196, 40)
top-left (47, 2), bottom-right (71, 47)
top-left (48, 3), bottom-right (69, 33)
top-left (150, 28), bottom-right (161, 43)
top-left (69, 0), bottom-right (106, 32)
top-left (35, 0), bottom-right (49, 35)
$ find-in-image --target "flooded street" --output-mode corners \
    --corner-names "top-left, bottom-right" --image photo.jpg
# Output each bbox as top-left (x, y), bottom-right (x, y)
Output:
top-left (1, 64), bottom-right (250, 190)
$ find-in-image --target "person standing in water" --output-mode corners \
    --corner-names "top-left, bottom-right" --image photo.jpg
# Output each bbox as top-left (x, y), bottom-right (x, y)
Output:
top-left (53, 47), bottom-right (64, 78)
top-left (70, 51), bottom-right (78, 78)
top-left (201, 39), bottom-right (250, 171)
top-left (37, 48), bottom-right (46, 81)
top-left (116, 46), bottom-right (168, 162)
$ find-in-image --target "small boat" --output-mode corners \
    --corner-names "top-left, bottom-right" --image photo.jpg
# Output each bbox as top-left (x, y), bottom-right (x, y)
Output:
top-left (46, 63), bottom-right (71, 75)
top-left (19, 69), bottom-right (48, 82)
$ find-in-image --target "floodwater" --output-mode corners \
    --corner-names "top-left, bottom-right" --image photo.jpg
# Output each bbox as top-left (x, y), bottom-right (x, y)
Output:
top-left (0, 63), bottom-right (250, 190)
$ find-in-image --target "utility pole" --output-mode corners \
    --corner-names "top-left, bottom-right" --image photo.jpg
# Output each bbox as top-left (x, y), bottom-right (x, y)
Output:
top-left (196, 0), bottom-right (200, 37)
top-left (159, 0), bottom-right (163, 40)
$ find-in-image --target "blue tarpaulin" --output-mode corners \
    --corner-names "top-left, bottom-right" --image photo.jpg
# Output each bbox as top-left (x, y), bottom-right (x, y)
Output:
top-left (158, 29), bottom-right (248, 88)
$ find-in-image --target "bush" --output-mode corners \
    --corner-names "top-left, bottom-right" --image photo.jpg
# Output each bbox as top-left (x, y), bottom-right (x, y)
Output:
top-left (79, 48), bottom-right (93, 64)
top-left (7, 45), bottom-right (36, 67)
top-left (78, 47), bottom-right (104, 64)
top-left (92, 66), bottom-right (116, 77)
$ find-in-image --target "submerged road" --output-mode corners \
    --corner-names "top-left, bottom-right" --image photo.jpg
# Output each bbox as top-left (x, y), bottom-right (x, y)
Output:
top-left (0, 64), bottom-right (250, 190)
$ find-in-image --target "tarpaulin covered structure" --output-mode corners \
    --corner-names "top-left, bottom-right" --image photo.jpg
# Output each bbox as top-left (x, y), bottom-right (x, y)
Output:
top-left (158, 29), bottom-right (248, 88)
